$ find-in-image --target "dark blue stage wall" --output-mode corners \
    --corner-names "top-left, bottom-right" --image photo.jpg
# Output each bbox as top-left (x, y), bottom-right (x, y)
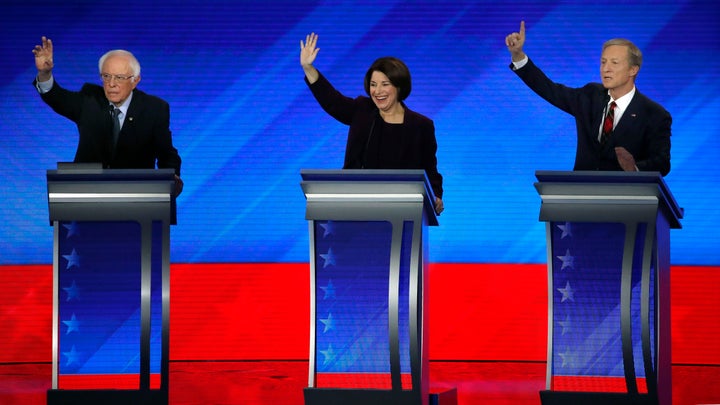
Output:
top-left (1, 0), bottom-right (718, 266)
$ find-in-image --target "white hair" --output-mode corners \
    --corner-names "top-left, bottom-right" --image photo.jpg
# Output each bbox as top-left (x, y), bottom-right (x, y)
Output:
top-left (98, 49), bottom-right (141, 81)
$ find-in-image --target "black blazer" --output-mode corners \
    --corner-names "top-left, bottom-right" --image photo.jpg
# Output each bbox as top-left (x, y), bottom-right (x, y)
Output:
top-left (306, 72), bottom-right (443, 197)
top-left (36, 80), bottom-right (182, 175)
top-left (512, 58), bottom-right (671, 175)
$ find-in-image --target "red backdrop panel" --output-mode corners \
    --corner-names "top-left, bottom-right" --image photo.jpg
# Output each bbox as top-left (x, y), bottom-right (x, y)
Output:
top-left (1, 263), bottom-right (718, 366)
top-left (670, 265), bottom-right (720, 365)
top-left (0, 265), bottom-right (52, 363)
top-left (169, 263), bottom-right (311, 360)
top-left (427, 263), bottom-right (548, 361)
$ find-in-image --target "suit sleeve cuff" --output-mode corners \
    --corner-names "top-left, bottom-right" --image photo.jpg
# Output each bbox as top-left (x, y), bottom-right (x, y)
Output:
top-left (511, 56), bottom-right (529, 70)
top-left (35, 75), bottom-right (54, 94)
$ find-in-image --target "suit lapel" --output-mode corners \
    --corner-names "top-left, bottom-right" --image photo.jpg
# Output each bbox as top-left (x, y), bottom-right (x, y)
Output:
top-left (123, 91), bottom-right (139, 134)
top-left (613, 92), bottom-right (640, 137)
top-left (593, 91), bottom-right (609, 149)
top-left (95, 90), bottom-right (116, 161)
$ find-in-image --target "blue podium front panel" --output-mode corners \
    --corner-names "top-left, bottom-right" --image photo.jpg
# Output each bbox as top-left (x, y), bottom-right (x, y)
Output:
top-left (549, 221), bottom-right (656, 393)
top-left (312, 220), bottom-right (413, 389)
top-left (56, 221), bottom-right (162, 388)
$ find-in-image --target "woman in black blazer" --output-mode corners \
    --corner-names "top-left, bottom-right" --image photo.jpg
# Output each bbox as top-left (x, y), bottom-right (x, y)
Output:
top-left (300, 33), bottom-right (444, 214)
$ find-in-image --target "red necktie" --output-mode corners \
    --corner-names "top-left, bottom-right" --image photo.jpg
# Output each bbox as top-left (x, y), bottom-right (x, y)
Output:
top-left (601, 101), bottom-right (617, 144)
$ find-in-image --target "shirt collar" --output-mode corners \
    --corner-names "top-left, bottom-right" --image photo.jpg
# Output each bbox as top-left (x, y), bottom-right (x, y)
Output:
top-left (608, 86), bottom-right (635, 111)
top-left (110, 91), bottom-right (133, 116)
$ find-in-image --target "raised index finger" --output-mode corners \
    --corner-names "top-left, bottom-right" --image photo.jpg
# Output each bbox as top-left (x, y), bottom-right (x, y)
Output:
top-left (519, 21), bottom-right (525, 37)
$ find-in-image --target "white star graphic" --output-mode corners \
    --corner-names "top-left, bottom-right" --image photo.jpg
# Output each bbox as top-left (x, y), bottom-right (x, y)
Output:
top-left (320, 312), bottom-right (334, 333)
top-left (63, 280), bottom-right (80, 302)
top-left (62, 313), bottom-right (80, 334)
top-left (62, 249), bottom-right (81, 270)
top-left (558, 281), bottom-right (575, 302)
top-left (557, 249), bottom-right (574, 270)
top-left (63, 345), bottom-right (80, 366)
top-left (319, 344), bottom-right (336, 366)
top-left (558, 347), bottom-right (575, 368)
top-left (558, 314), bottom-right (571, 335)
top-left (557, 222), bottom-right (572, 239)
top-left (63, 222), bottom-right (79, 238)
top-left (319, 248), bottom-right (336, 268)
top-left (319, 221), bottom-right (335, 238)
top-left (319, 279), bottom-right (336, 300)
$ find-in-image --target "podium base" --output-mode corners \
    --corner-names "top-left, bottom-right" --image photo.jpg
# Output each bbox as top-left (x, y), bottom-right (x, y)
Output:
top-left (430, 387), bottom-right (458, 405)
top-left (47, 389), bottom-right (167, 405)
top-left (304, 387), bottom-right (457, 405)
top-left (539, 390), bottom-right (656, 405)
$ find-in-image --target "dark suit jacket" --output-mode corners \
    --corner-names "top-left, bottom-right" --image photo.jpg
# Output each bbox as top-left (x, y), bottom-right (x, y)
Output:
top-left (36, 80), bottom-right (182, 175)
top-left (306, 72), bottom-right (443, 197)
top-left (512, 58), bottom-right (671, 175)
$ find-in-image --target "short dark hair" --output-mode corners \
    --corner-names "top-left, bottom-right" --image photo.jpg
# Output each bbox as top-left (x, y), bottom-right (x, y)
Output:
top-left (363, 57), bottom-right (412, 101)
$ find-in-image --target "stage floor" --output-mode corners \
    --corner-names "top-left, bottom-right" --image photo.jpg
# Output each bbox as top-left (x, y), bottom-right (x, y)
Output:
top-left (3, 263), bottom-right (720, 404)
top-left (2, 361), bottom-right (719, 405)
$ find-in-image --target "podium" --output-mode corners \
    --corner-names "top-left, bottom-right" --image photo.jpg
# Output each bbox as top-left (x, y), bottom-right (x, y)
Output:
top-left (45, 164), bottom-right (176, 405)
top-left (300, 169), bottom-right (441, 405)
top-left (534, 171), bottom-right (683, 405)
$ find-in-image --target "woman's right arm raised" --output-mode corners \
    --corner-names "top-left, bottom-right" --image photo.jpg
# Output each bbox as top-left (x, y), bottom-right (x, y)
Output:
top-left (300, 32), bottom-right (320, 84)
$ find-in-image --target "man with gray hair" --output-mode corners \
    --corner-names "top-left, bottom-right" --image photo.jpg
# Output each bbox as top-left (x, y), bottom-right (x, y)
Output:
top-left (505, 21), bottom-right (671, 176)
top-left (32, 36), bottom-right (183, 194)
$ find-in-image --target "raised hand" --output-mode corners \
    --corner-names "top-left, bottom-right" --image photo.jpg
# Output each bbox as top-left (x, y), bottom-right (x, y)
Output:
top-left (300, 32), bottom-right (320, 68)
top-left (32, 36), bottom-right (54, 79)
top-left (300, 32), bottom-right (320, 84)
top-left (505, 21), bottom-right (526, 62)
top-left (435, 197), bottom-right (444, 215)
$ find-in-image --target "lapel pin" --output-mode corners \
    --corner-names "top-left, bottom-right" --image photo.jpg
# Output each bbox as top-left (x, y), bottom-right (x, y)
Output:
top-left (128, 117), bottom-right (134, 122)
top-left (631, 114), bottom-right (636, 117)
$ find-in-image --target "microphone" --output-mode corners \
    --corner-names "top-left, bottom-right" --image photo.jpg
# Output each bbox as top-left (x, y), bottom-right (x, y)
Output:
top-left (601, 91), bottom-right (610, 113)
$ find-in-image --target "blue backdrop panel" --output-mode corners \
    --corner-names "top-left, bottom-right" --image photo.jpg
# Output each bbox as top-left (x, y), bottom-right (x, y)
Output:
top-left (1, 0), bottom-right (718, 265)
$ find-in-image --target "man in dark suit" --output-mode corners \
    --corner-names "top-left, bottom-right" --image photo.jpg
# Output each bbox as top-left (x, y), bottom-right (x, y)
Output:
top-left (505, 22), bottom-right (671, 176)
top-left (32, 36), bottom-right (184, 194)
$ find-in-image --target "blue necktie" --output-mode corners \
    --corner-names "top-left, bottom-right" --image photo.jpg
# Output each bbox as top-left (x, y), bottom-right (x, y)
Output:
top-left (111, 107), bottom-right (121, 149)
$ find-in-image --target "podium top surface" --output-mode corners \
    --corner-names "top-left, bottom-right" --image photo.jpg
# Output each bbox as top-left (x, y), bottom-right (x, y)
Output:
top-left (300, 169), bottom-right (439, 225)
top-left (534, 170), bottom-right (683, 227)
top-left (302, 168), bottom-right (432, 185)
top-left (47, 164), bottom-right (176, 182)
top-left (536, 169), bottom-right (670, 186)
top-left (47, 165), bottom-right (177, 224)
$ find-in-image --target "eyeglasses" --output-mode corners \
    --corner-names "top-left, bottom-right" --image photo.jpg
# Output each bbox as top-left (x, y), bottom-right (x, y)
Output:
top-left (100, 73), bottom-right (135, 83)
